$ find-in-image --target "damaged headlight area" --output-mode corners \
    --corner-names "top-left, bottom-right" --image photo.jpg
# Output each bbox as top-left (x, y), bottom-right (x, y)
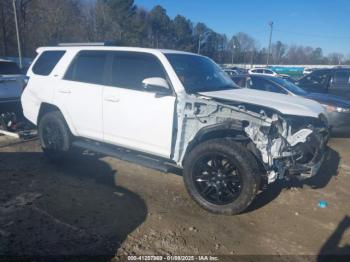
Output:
top-left (245, 114), bottom-right (329, 184)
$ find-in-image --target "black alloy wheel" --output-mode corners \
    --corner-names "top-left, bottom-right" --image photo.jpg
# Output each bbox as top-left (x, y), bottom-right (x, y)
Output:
top-left (183, 139), bottom-right (261, 215)
top-left (193, 153), bottom-right (243, 205)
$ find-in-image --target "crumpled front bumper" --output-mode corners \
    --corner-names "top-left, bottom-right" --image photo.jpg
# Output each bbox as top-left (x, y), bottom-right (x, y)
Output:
top-left (297, 147), bottom-right (326, 179)
top-left (289, 128), bottom-right (329, 179)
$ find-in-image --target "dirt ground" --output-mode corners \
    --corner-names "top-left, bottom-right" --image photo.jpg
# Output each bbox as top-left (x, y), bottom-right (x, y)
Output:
top-left (0, 135), bottom-right (350, 261)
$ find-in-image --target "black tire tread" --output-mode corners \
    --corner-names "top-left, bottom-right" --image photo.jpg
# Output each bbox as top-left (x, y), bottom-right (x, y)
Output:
top-left (183, 138), bottom-right (261, 215)
top-left (38, 110), bottom-right (71, 161)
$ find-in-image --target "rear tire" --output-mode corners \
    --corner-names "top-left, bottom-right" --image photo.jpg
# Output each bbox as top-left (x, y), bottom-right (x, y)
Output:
top-left (183, 139), bottom-right (261, 215)
top-left (38, 111), bottom-right (71, 162)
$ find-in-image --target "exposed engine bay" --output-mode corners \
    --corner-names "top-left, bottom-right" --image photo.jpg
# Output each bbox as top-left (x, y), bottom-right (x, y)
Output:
top-left (174, 94), bottom-right (329, 184)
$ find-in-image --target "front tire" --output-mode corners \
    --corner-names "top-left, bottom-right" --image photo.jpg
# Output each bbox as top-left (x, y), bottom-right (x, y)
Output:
top-left (183, 139), bottom-right (261, 215)
top-left (38, 111), bottom-right (71, 161)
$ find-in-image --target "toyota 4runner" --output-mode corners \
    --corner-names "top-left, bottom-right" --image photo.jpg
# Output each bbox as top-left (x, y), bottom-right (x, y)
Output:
top-left (21, 45), bottom-right (329, 215)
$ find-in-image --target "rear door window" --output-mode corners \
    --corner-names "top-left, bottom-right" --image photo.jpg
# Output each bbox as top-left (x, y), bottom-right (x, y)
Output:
top-left (110, 52), bottom-right (166, 91)
top-left (304, 70), bottom-right (330, 86)
top-left (32, 51), bottom-right (65, 76)
top-left (65, 51), bottom-right (108, 85)
top-left (334, 71), bottom-right (350, 83)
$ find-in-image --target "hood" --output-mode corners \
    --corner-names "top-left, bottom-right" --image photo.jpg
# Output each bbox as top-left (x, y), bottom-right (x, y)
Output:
top-left (304, 92), bottom-right (350, 109)
top-left (199, 88), bottom-right (325, 118)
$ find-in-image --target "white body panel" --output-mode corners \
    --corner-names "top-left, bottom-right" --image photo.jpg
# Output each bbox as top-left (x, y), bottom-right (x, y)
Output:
top-left (54, 79), bottom-right (103, 140)
top-left (200, 88), bottom-right (325, 118)
top-left (21, 74), bottom-right (55, 124)
top-left (103, 86), bottom-right (175, 157)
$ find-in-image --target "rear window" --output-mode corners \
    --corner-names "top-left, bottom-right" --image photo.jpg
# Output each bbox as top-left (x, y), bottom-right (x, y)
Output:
top-left (64, 51), bottom-right (107, 85)
top-left (32, 51), bottom-right (65, 76)
top-left (0, 61), bottom-right (21, 75)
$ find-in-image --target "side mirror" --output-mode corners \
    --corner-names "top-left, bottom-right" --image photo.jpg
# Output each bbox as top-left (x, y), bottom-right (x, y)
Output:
top-left (142, 77), bottom-right (170, 95)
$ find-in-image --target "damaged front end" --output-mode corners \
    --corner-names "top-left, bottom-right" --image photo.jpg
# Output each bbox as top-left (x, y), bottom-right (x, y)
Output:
top-left (244, 113), bottom-right (329, 183)
top-left (175, 94), bottom-right (329, 184)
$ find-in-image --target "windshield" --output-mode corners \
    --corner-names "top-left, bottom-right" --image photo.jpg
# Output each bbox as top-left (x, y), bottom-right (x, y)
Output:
top-left (165, 54), bottom-right (239, 93)
top-left (272, 77), bottom-right (309, 96)
top-left (0, 61), bottom-right (21, 75)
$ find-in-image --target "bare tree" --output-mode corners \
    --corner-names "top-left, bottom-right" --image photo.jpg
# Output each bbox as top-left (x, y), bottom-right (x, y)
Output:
top-left (0, 0), bottom-right (14, 56)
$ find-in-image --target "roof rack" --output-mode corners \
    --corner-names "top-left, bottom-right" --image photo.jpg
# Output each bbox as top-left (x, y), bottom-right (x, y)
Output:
top-left (58, 41), bottom-right (117, 47)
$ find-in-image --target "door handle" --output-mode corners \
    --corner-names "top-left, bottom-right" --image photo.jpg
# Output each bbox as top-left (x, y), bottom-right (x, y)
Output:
top-left (104, 96), bottom-right (120, 102)
top-left (59, 89), bottom-right (71, 94)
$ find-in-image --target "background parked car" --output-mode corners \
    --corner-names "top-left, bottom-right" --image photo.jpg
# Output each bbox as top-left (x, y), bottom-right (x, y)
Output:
top-left (249, 67), bottom-right (289, 78)
top-left (294, 67), bottom-right (350, 100)
top-left (223, 69), bottom-right (239, 77)
top-left (233, 74), bottom-right (350, 134)
top-left (224, 66), bottom-right (248, 74)
top-left (0, 59), bottom-right (27, 117)
top-left (303, 67), bottom-right (316, 75)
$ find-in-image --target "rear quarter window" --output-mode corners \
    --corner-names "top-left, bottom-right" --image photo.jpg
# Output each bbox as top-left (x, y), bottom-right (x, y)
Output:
top-left (32, 51), bottom-right (65, 76)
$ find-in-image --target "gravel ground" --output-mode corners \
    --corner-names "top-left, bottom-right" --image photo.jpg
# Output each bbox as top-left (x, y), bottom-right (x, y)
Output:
top-left (0, 135), bottom-right (349, 261)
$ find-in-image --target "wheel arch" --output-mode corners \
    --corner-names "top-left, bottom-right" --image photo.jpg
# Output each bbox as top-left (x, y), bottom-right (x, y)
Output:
top-left (37, 103), bottom-right (77, 136)
top-left (181, 123), bottom-right (267, 173)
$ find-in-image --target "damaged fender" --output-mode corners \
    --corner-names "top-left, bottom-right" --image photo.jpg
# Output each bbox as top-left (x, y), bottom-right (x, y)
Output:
top-left (173, 94), bottom-right (328, 184)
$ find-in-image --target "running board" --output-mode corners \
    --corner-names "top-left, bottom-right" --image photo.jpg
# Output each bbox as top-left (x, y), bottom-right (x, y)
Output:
top-left (72, 140), bottom-right (180, 174)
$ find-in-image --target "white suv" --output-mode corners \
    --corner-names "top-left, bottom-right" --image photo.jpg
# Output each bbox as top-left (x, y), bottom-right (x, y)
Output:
top-left (249, 68), bottom-right (289, 78)
top-left (21, 45), bottom-right (329, 215)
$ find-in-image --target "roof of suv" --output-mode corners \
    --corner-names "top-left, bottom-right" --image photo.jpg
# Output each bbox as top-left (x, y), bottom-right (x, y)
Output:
top-left (36, 46), bottom-right (197, 56)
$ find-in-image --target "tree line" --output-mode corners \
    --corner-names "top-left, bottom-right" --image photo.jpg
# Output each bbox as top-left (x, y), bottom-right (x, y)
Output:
top-left (1, 0), bottom-right (349, 65)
